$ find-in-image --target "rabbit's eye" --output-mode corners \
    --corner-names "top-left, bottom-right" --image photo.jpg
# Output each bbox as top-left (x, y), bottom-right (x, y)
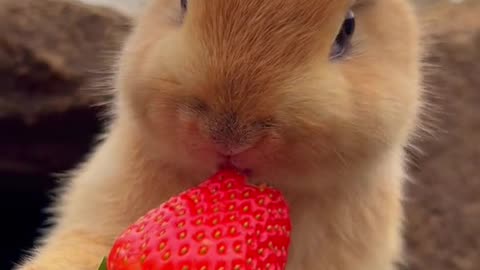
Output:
top-left (330, 11), bottom-right (355, 59)
top-left (181, 0), bottom-right (187, 11)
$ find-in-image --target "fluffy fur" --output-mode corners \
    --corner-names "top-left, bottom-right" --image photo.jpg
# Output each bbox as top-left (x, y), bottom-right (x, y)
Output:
top-left (16, 0), bottom-right (423, 269)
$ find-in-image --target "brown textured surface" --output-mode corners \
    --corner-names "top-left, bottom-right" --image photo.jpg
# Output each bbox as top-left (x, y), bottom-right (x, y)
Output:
top-left (405, 2), bottom-right (480, 270)
top-left (0, 2), bottom-right (131, 269)
top-left (0, 0), bottom-right (130, 175)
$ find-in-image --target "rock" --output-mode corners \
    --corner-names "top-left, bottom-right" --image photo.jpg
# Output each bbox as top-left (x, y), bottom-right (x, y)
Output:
top-left (0, 0), bottom-right (130, 176)
top-left (77, 0), bottom-right (148, 16)
top-left (0, 2), bottom-right (130, 267)
top-left (405, 2), bottom-right (480, 270)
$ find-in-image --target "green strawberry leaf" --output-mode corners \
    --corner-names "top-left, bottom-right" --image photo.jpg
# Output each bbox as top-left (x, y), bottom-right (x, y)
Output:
top-left (98, 257), bottom-right (108, 270)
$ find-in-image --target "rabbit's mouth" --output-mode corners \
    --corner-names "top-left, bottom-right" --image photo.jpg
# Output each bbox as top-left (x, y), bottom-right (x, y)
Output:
top-left (217, 159), bottom-right (253, 177)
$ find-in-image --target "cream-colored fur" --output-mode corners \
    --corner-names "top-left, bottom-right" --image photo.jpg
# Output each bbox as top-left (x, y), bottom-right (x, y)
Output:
top-left (15, 0), bottom-right (423, 269)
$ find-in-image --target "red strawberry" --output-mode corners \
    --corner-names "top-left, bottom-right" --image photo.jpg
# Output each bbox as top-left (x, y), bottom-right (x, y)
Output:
top-left (106, 169), bottom-right (291, 270)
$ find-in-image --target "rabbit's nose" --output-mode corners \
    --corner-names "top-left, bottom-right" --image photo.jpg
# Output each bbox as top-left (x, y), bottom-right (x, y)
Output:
top-left (208, 111), bottom-right (262, 156)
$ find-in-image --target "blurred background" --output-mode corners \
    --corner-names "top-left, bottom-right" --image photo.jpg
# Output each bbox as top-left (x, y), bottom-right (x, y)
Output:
top-left (0, 0), bottom-right (478, 269)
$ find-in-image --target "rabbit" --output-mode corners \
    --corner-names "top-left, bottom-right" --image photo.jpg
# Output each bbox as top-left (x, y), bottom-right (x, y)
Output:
top-left (15, 0), bottom-right (424, 269)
